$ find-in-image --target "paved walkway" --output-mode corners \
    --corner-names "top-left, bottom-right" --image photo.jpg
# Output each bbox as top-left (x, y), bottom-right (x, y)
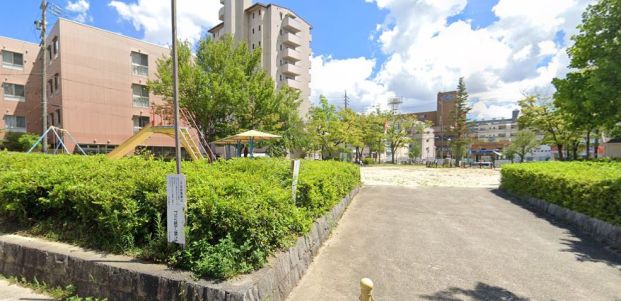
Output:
top-left (287, 186), bottom-right (621, 301)
top-left (0, 279), bottom-right (52, 301)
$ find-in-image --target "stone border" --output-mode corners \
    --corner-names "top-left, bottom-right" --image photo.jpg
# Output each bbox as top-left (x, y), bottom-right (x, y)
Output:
top-left (0, 186), bottom-right (361, 301)
top-left (499, 190), bottom-right (621, 251)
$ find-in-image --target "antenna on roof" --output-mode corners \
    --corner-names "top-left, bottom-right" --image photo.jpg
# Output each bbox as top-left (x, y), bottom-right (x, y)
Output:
top-left (48, 2), bottom-right (64, 17)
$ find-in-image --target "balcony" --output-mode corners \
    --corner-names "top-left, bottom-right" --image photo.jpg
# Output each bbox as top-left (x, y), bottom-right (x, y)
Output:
top-left (133, 95), bottom-right (150, 108)
top-left (132, 64), bottom-right (148, 77)
top-left (285, 78), bottom-right (304, 90)
top-left (283, 32), bottom-right (302, 47)
top-left (219, 7), bottom-right (224, 21)
top-left (283, 16), bottom-right (303, 33)
top-left (282, 47), bottom-right (302, 61)
top-left (282, 63), bottom-right (304, 76)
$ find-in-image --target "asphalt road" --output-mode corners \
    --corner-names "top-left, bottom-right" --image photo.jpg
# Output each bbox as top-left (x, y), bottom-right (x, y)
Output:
top-left (287, 186), bottom-right (621, 301)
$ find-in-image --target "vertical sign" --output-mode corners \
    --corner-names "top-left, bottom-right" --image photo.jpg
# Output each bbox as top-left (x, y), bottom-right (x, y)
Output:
top-left (291, 160), bottom-right (301, 201)
top-left (167, 174), bottom-right (186, 245)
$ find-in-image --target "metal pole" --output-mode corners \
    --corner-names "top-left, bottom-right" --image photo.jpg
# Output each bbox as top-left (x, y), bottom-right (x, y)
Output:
top-left (171, 0), bottom-right (182, 174)
top-left (41, 0), bottom-right (48, 153)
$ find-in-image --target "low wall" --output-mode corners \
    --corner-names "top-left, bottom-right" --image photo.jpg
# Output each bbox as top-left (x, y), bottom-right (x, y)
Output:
top-left (0, 187), bottom-right (361, 301)
top-left (500, 190), bottom-right (621, 251)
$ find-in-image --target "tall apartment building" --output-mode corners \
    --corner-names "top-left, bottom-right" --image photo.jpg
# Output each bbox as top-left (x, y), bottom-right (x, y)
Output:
top-left (470, 110), bottom-right (520, 143)
top-left (209, 0), bottom-right (312, 116)
top-left (1, 19), bottom-right (173, 153)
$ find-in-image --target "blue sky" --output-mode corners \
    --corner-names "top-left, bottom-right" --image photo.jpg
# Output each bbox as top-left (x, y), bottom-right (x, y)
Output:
top-left (0, 0), bottom-right (593, 119)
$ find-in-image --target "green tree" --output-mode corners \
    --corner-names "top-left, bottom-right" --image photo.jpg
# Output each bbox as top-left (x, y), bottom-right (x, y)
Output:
top-left (306, 96), bottom-right (345, 159)
top-left (518, 96), bottom-right (577, 161)
top-left (408, 139), bottom-right (422, 162)
top-left (149, 35), bottom-right (302, 149)
top-left (448, 77), bottom-right (472, 163)
top-left (385, 114), bottom-right (418, 164)
top-left (360, 111), bottom-right (387, 163)
top-left (1, 132), bottom-right (41, 152)
top-left (507, 130), bottom-right (539, 162)
top-left (565, 0), bottom-right (621, 125)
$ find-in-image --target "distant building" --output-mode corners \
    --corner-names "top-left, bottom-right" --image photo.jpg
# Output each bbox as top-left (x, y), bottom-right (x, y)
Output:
top-left (604, 138), bottom-right (621, 158)
top-left (469, 109), bottom-right (520, 143)
top-left (407, 91), bottom-right (458, 158)
top-left (209, 0), bottom-right (312, 117)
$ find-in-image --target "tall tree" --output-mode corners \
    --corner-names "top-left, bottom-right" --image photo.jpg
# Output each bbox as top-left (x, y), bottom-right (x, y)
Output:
top-left (385, 114), bottom-right (419, 164)
top-left (565, 0), bottom-right (621, 126)
top-left (306, 96), bottom-right (345, 159)
top-left (360, 110), bottom-right (387, 163)
top-left (507, 130), bottom-right (539, 163)
top-left (149, 35), bottom-right (302, 146)
top-left (448, 77), bottom-right (472, 162)
top-left (518, 96), bottom-right (576, 161)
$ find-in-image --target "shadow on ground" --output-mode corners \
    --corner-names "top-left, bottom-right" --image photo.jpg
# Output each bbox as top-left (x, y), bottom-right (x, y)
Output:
top-left (420, 282), bottom-right (530, 301)
top-left (491, 189), bottom-right (621, 272)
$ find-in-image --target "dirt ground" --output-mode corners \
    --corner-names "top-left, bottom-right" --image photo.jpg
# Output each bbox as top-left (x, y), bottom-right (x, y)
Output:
top-left (361, 165), bottom-right (500, 188)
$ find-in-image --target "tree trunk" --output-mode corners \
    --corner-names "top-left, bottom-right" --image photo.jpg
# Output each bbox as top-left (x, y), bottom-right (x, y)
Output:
top-left (557, 144), bottom-right (564, 161)
top-left (573, 141), bottom-right (579, 161)
top-left (391, 145), bottom-right (396, 164)
top-left (585, 130), bottom-right (591, 160)
top-left (594, 130), bottom-right (600, 159)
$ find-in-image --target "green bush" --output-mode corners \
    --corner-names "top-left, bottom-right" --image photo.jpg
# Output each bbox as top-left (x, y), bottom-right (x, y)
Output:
top-left (1, 132), bottom-right (41, 152)
top-left (500, 161), bottom-right (621, 226)
top-left (0, 152), bottom-right (360, 279)
top-left (362, 157), bottom-right (375, 165)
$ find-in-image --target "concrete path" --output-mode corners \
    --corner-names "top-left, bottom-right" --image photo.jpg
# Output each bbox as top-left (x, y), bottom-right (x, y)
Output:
top-left (287, 186), bottom-right (621, 301)
top-left (0, 279), bottom-right (53, 301)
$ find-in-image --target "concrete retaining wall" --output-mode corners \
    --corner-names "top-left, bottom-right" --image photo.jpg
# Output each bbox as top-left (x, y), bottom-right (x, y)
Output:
top-left (0, 187), bottom-right (361, 301)
top-left (501, 190), bottom-right (621, 251)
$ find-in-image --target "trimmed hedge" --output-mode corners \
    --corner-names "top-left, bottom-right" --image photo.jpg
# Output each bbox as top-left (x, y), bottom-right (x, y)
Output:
top-left (0, 152), bottom-right (360, 279)
top-left (500, 161), bottom-right (621, 227)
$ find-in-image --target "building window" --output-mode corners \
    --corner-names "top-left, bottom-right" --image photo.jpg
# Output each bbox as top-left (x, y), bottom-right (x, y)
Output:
top-left (52, 37), bottom-right (59, 57)
top-left (132, 116), bottom-right (150, 133)
top-left (3, 115), bottom-right (26, 132)
top-left (252, 12), bottom-right (255, 19)
top-left (48, 79), bottom-right (53, 95)
top-left (258, 10), bottom-right (261, 16)
top-left (2, 83), bottom-right (25, 101)
top-left (280, 12), bottom-right (283, 20)
top-left (131, 52), bottom-right (149, 76)
top-left (56, 109), bottom-right (62, 125)
top-left (53, 73), bottom-right (60, 93)
top-left (132, 84), bottom-right (149, 108)
top-left (258, 25), bottom-right (261, 31)
top-left (258, 41), bottom-right (261, 47)
top-left (2, 51), bottom-right (24, 69)
top-left (47, 46), bottom-right (52, 61)
top-left (252, 28), bottom-right (255, 34)
top-left (280, 44), bottom-right (283, 50)
top-left (252, 43), bottom-right (255, 50)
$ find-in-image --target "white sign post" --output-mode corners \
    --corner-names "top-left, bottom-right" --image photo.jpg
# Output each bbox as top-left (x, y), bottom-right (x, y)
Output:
top-left (167, 174), bottom-right (187, 246)
top-left (291, 160), bottom-right (300, 201)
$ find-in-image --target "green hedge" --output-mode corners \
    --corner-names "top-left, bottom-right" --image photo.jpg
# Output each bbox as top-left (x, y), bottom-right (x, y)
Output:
top-left (0, 152), bottom-right (360, 279)
top-left (500, 161), bottom-right (621, 226)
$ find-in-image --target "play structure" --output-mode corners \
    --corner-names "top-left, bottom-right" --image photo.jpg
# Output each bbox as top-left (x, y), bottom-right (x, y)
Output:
top-left (107, 126), bottom-right (205, 161)
top-left (215, 130), bottom-right (281, 158)
top-left (27, 126), bottom-right (87, 155)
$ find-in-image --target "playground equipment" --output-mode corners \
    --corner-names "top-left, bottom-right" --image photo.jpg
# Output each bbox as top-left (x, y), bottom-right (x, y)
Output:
top-left (215, 130), bottom-right (281, 158)
top-left (107, 126), bottom-right (204, 161)
top-left (27, 126), bottom-right (87, 155)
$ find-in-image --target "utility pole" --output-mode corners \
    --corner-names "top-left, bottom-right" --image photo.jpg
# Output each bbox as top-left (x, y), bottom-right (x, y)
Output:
top-left (344, 90), bottom-right (349, 109)
top-left (171, 0), bottom-right (181, 174)
top-left (38, 0), bottom-right (48, 153)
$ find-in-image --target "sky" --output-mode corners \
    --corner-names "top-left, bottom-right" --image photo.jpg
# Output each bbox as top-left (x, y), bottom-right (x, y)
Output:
top-left (0, 0), bottom-right (595, 120)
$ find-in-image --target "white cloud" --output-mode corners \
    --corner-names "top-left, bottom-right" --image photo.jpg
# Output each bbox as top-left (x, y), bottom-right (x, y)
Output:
top-left (66, 0), bottom-right (92, 23)
top-left (340, 0), bottom-right (597, 119)
top-left (108, 0), bottom-right (221, 45)
top-left (310, 55), bottom-right (393, 112)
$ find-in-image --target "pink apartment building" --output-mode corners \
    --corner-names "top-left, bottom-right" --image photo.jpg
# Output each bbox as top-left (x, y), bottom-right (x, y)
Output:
top-left (1, 19), bottom-right (175, 153)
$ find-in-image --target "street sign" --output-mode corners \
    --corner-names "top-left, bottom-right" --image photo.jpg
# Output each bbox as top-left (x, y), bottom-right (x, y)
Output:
top-left (291, 160), bottom-right (300, 201)
top-left (167, 174), bottom-right (186, 245)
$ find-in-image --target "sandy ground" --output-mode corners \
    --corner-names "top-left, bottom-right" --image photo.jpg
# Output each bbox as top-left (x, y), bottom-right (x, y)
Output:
top-left (361, 165), bottom-right (500, 188)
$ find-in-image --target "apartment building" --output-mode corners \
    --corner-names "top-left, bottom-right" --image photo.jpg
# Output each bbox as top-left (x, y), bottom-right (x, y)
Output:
top-left (2, 19), bottom-right (173, 153)
top-left (209, 0), bottom-right (312, 116)
top-left (470, 109), bottom-right (520, 142)
top-left (0, 37), bottom-right (41, 139)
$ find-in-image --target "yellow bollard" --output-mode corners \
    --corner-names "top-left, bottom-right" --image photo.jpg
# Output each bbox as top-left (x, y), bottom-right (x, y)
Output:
top-left (359, 278), bottom-right (374, 301)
